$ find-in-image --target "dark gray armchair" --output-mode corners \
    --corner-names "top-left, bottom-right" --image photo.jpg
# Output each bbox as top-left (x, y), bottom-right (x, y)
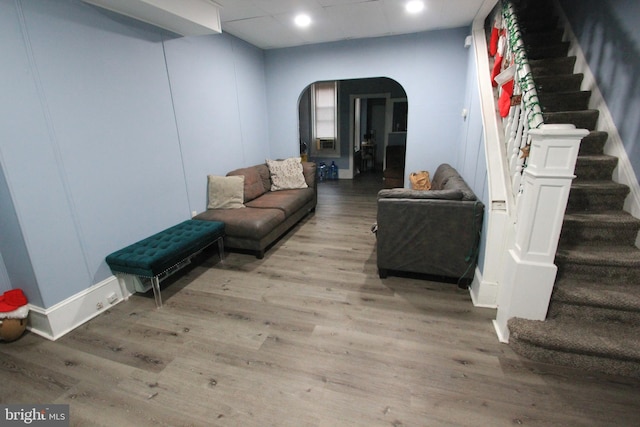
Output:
top-left (375, 164), bottom-right (484, 286)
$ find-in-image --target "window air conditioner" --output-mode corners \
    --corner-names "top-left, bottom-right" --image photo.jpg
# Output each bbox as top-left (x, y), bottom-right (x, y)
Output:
top-left (316, 138), bottom-right (336, 150)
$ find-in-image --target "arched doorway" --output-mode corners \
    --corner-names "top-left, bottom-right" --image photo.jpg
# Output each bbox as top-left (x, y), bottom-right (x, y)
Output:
top-left (298, 77), bottom-right (407, 183)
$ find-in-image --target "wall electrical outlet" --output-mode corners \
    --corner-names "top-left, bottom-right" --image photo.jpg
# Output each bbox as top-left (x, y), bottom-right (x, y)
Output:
top-left (191, 210), bottom-right (197, 218)
top-left (107, 292), bottom-right (118, 304)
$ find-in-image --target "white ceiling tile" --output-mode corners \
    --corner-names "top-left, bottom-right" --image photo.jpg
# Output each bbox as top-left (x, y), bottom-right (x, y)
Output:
top-left (273, 7), bottom-right (346, 45)
top-left (216, 0), bottom-right (264, 22)
top-left (223, 15), bottom-right (305, 49)
top-left (316, 0), bottom-right (366, 6)
top-left (325, 1), bottom-right (390, 39)
top-left (250, 0), bottom-right (322, 15)
top-left (440, 0), bottom-right (487, 28)
top-left (382, 0), bottom-right (444, 34)
top-left (214, 0), bottom-right (489, 49)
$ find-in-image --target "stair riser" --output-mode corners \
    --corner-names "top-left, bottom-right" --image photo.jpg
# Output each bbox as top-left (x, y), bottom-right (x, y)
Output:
top-left (567, 190), bottom-right (627, 212)
top-left (559, 225), bottom-right (639, 247)
top-left (543, 111), bottom-right (599, 131)
top-left (520, 18), bottom-right (560, 34)
top-left (532, 65), bottom-right (575, 77)
top-left (539, 92), bottom-right (591, 113)
top-left (557, 263), bottom-right (640, 283)
top-left (579, 132), bottom-right (608, 155)
top-left (522, 29), bottom-right (565, 45)
top-left (548, 302), bottom-right (640, 325)
top-left (509, 338), bottom-right (640, 378)
top-left (574, 163), bottom-right (616, 181)
top-left (516, 4), bottom-right (557, 21)
top-left (530, 57), bottom-right (576, 76)
top-left (536, 75), bottom-right (583, 93)
top-left (527, 43), bottom-right (570, 60)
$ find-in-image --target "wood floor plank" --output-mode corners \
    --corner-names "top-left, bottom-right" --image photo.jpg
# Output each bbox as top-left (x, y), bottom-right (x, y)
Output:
top-left (0, 345), bottom-right (78, 403)
top-left (2, 173), bottom-right (639, 426)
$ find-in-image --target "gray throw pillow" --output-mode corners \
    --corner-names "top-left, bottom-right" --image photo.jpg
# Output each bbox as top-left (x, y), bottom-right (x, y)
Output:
top-left (207, 175), bottom-right (246, 209)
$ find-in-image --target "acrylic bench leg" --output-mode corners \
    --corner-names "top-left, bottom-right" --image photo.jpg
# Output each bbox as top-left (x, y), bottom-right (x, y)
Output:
top-left (217, 237), bottom-right (225, 262)
top-left (151, 276), bottom-right (162, 308)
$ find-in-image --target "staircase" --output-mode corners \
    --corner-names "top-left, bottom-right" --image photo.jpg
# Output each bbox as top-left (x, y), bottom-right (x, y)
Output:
top-left (505, 0), bottom-right (640, 378)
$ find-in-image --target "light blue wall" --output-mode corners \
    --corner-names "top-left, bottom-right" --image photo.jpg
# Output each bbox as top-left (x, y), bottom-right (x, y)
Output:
top-left (264, 29), bottom-right (472, 182)
top-left (457, 41), bottom-right (490, 275)
top-left (162, 34), bottom-right (269, 213)
top-left (0, 0), bottom-right (268, 308)
top-left (0, 253), bottom-right (11, 294)
top-left (560, 0), bottom-right (640, 178)
top-left (0, 165), bottom-right (36, 299)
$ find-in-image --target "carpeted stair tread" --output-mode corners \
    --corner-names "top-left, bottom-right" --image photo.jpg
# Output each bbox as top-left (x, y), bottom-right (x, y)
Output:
top-left (518, 16), bottom-right (560, 34)
top-left (573, 154), bottom-right (618, 180)
top-left (538, 90), bottom-right (592, 112)
top-left (570, 180), bottom-right (628, 192)
top-left (562, 210), bottom-right (640, 230)
top-left (567, 180), bottom-right (629, 212)
top-left (508, 317), bottom-right (640, 362)
top-left (575, 154), bottom-right (617, 167)
top-left (553, 278), bottom-right (640, 312)
top-left (580, 130), bottom-right (609, 150)
top-left (579, 131), bottom-right (608, 155)
top-left (535, 74), bottom-right (583, 93)
top-left (561, 210), bottom-right (640, 245)
top-left (543, 109), bottom-right (599, 130)
top-left (522, 29), bottom-right (565, 45)
top-left (514, 1), bottom-right (557, 21)
top-left (530, 56), bottom-right (576, 76)
top-left (526, 42), bottom-right (570, 60)
top-left (556, 244), bottom-right (640, 267)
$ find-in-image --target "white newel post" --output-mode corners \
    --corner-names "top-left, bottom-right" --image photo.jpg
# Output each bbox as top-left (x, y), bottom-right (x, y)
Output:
top-left (493, 124), bottom-right (589, 342)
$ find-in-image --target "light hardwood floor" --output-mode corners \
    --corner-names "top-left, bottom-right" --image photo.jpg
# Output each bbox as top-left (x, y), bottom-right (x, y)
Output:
top-left (2, 172), bottom-right (639, 426)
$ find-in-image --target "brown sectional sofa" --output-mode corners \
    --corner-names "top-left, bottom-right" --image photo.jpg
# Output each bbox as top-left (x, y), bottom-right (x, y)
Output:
top-left (195, 162), bottom-right (317, 258)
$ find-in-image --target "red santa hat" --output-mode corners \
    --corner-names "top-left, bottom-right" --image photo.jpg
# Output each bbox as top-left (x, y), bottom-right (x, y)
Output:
top-left (0, 289), bottom-right (28, 312)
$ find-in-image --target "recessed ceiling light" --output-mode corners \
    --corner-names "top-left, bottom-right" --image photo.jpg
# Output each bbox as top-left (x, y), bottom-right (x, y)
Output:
top-left (406, 0), bottom-right (425, 14)
top-left (294, 14), bottom-right (311, 28)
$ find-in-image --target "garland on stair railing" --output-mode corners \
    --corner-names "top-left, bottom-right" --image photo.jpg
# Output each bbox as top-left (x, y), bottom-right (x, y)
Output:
top-left (490, 1), bottom-right (545, 197)
top-left (502, 1), bottom-right (544, 130)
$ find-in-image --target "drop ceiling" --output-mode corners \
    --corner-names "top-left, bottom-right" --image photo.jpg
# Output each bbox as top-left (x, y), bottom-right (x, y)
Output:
top-left (216, 0), bottom-right (492, 49)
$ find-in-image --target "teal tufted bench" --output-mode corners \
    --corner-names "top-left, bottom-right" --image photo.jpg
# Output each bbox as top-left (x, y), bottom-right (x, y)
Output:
top-left (106, 219), bottom-right (225, 308)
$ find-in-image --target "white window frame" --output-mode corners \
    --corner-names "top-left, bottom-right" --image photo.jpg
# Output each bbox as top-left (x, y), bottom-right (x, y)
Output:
top-left (311, 81), bottom-right (339, 157)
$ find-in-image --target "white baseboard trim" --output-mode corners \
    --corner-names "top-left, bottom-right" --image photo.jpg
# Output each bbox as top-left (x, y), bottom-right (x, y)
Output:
top-left (492, 319), bottom-right (510, 343)
top-left (558, 3), bottom-right (640, 247)
top-left (469, 267), bottom-right (499, 308)
top-left (27, 276), bottom-right (125, 341)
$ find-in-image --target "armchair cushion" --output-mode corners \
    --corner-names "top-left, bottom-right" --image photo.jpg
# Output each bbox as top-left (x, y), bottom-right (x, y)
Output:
top-left (378, 188), bottom-right (464, 200)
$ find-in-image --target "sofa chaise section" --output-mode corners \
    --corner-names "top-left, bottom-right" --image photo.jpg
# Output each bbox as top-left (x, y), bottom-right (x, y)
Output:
top-left (195, 161), bottom-right (317, 258)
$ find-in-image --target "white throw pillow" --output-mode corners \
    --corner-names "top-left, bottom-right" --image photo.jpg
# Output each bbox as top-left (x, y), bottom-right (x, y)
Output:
top-left (266, 157), bottom-right (308, 191)
top-left (207, 175), bottom-right (245, 209)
